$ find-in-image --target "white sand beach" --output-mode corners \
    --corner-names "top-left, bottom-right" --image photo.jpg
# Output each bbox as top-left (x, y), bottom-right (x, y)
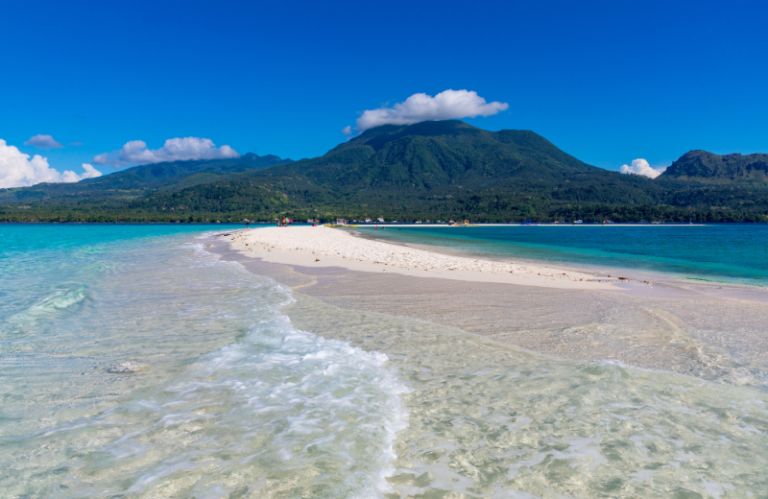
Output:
top-left (211, 224), bottom-right (768, 498)
top-left (227, 226), bottom-right (616, 290)
top-left (217, 224), bottom-right (768, 386)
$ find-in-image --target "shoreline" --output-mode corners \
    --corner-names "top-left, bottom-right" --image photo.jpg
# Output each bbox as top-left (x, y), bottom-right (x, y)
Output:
top-left (350, 226), bottom-right (768, 303)
top-left (354, 230), bottom-right (768, 303)
top-left (212, 226), bottom-right (768, 384)
top-left (227, 225), bottom-right (768, 302)
top-left (204, 229), bottom-right (768, 497)
top-left (225, 226), bottom-right (618, 290)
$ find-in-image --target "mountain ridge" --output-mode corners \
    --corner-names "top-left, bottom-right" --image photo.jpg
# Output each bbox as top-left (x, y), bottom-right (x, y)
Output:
top-left (134, 120), bottom-right (672, 218)
top-left (2, 121), bottom-right (768, 223)
top-left (660, 150), bottom-right (768, 183)
top-left (253, 120), bottom-right (636, 191)
top-left (0, 153), bottom-right (293, 203)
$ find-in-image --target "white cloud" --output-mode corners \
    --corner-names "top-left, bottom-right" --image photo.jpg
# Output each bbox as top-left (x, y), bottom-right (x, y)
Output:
top-left (66, 164), bottom-right (102, 181)
top-left (24, 134), bottom-right (64, 149)
top-left (0, 139), bottom-right (102, 188)
top-left (620, 158), bottom-right (667, 179)
top-left (352, 89), bottom-right (509, 133)
top-left (341, 125), bottom-right (353, 136)
top-left (92, 137), bottom-right (240, 168)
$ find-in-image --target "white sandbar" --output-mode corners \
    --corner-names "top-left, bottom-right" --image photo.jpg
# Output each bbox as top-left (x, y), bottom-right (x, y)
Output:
top-left (227, 226), bottom-right (616, 290)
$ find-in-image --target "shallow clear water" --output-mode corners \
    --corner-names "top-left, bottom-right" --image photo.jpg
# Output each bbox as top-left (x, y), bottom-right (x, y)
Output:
top-left (2, 224), bottom-right (768, 498)
top-left (286, 297), bottom-right (768, 498)
top-left (358, 225), bottom-right (768, 285)
top-left (0, 225), bottom-right (405, 498)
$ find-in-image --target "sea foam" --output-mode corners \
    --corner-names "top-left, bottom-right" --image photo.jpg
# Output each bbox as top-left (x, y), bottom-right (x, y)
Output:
top-left (0, 227), bottom-right (409, 499)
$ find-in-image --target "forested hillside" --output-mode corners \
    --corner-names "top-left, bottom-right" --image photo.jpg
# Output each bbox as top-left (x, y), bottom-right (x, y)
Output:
top-left (2, 121), bottom-right (767, 223)
top-left (0, 153), bottom-right (292, 205)
top-left (660, 150), bottom-right (768, 183)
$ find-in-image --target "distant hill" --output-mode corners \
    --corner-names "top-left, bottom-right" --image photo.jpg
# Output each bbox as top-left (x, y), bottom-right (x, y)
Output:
top-left (143, 120), bottom-right (667, 216)
top-left (263, 120), bottom-right (642, 193)
top-left (660, 150), bottom-right (768, 183)
top-left (99, 152), bottom-right (293, 190)
top-left (2, 122), bottom-right (768, 223)
top-left (0, 153), bottom-right (293, 204)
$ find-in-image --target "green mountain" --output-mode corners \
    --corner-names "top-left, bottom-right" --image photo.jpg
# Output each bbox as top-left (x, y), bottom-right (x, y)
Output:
top-left (0, 153), bottom-right (292, 205)
top-left (2, 121), bottom-right (768, 223)
top-left (263, 120), bottom-right (655, 198)
top-left (139, 120), bottom-right (668, 217)
top-left (659, 150), bottom-right (768, 183)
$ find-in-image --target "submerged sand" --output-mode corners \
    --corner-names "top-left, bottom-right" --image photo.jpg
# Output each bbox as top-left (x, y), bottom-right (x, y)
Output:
top-left (209, 226), bottom-right (768, 497)
top-left (217, 226), bottom-right (768, 388)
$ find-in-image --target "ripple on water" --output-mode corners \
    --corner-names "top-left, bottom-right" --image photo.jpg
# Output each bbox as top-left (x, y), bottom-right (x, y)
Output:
top-left (3, 226), bottom-right (768, 499)
top-left (286, 293), bottom-right (768, 498)
top-left (0, 234), bottom-right (408, 499)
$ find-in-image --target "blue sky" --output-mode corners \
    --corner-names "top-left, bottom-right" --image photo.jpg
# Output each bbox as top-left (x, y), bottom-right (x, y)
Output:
top-left (2, 0), bottom-right (766, 180)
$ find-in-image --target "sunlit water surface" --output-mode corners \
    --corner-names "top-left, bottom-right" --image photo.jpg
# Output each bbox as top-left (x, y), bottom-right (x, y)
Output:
top-left (358, 224), bottom-right (768, 286)
top-left (1, 224), bottom-right (767, 498)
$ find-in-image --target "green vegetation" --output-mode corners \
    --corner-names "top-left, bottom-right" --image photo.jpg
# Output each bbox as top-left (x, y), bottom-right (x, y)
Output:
top-left (2, 121), bottom-right (768, 223)
top-left (661, 150), bottom-right (768, 183)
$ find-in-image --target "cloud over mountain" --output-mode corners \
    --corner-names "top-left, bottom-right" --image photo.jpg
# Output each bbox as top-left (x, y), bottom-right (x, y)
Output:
top-left (24, 134), bottom-right (64, 149)
top-left (0, 139), bottom-right (102, 188)
top-left (352, 89), bottom-right (508, 133)
top-left (93, 137), bottom-right (239, 168)
top-left (620, 158), bottom-right (666, 179)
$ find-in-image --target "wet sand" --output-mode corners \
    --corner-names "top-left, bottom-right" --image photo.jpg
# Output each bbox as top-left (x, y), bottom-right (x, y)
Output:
top-left (212, 231), bottom-right (768, 388)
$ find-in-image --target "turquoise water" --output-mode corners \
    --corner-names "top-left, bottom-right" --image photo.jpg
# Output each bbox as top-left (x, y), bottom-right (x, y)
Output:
top-left (2, 224), bottom-right (768, 498)
top-left (0, 224), bottom-right (406, 498)
top-left (359, 224), bottom-right (768, 285)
